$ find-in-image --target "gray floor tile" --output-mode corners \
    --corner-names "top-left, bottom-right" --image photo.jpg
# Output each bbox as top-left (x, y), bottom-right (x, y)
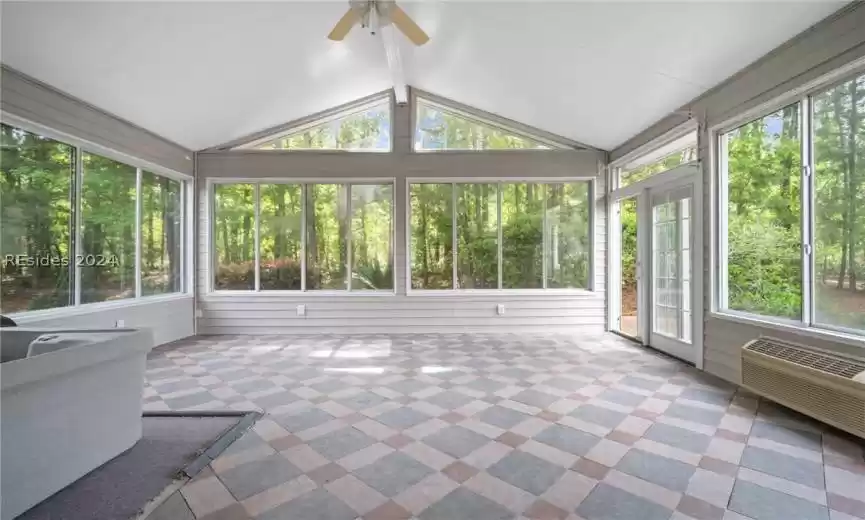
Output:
top-left (663, 402), bottom-right (725, 426)
top-left (534, 424), bottom-right (601, 456)
top-left (389, 379), bottom-right (432, 395)
top-left (307, 427), bottom-right (376, 460)
top-left (153, 378), bottom-right (201, 394)
top-left (337, 391), bottom-right (389, 410)
top-left (497, 367), bottom-right (536, 380)
top-left (147, 491), bottom-right (195, 520)
top-left (615, 449), bottom-right (696, 492)
top-left (543, 377), bottom-right (590, 392)
top-left (750, 420), bottom-right (823, 451)
top-left (426, 390), bottom-right (475, 410)
top-left (419, 487), bottom-right (515, 520)
top-left (598, 388), bottom-right (646, 407)
top-left (679, 387), bottom-right (732, 407)
top-left (570, 404), bottom-right (628, 429)
top-left (257, 488), bottom-right (357, 520)
top-left (232, 378), bottom-right (276, 394)
top-left (376, 407), bottom-right (432, 429)
top-left (620, 376), bottom-right (664, 391)
top-left (464, 377), bottom-right (509, 393)
top-left (644, 423), bottom-right (712, 453)
top-left (422, 426), bottom-right (492, 458)
top-left (577, 483), bottom-right (673, 520)
top-left (164, 391), bottom-right (217, 409)
top-left (476, 405), bottom-right (531, 429)
top-left (273, 408), bottom-right (334, 432)
top-left (253, 390), bottom-right (301, 409)
top-left (220, 431), bottom-right (267, 457)
top-left (353, 452), bottom-right (434, 496)
top-left (729, 480), bottom-right (829, 520)
top-left (217, 453), bottom-right (303, 500)
top-left (487, 450), bottom-right (566, 495)
top-left (741, 446), bottom-right (825, 489)
top-left (512, 389), bottom-right (560, 408)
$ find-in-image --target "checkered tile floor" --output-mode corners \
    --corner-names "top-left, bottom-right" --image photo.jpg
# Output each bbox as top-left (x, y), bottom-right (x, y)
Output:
top-left (143, 334), bottom-right (865, 520)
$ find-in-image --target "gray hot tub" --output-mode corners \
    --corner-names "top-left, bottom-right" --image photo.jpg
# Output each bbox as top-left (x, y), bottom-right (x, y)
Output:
top-left (0, 327), bottom-right (153, 520)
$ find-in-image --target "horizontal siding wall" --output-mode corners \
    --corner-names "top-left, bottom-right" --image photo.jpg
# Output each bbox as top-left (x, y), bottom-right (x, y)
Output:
top-left (196, 147), bottom-right (607, 335)
top-left (611, 3), bottom-right (865, 384)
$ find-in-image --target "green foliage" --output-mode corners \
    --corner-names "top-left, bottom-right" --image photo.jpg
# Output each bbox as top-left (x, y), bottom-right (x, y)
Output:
top-left (416, 101), bottom-right (550, 150)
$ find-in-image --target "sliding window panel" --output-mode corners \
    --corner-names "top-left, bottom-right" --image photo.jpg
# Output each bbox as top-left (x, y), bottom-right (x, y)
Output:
top-left (501, 183), bottom-right (543, 289)
top-left (80, 152), bottom-right (137, 303)
top-left (350, 184), bottom-right (393, 291)
top-left (259, 184), bottom-right (303, 290)
top-left (722, 103), bottom-right (802, 320)
top-left (306, 184), bottom-right (349, 290)
top-left (213, 184), bottom-right (255, 290)
top-left (546, 183), bottom-right (591, 288)
top-left (0, 124), bottom-right (75, 312)
top-left (409, 183), bottom-right (454, 289)
top-left (456, 183), bottom-right (498, 289)
top-left (812, 73), bottom-right (865, 334)
top-left (140, 171), bottom-right (182, 296)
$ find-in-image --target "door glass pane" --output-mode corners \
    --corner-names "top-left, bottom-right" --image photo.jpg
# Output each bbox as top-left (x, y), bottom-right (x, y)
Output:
top-left (619, 198), bottom-right (639, 338)
top-left (652, 194), bottom-right (692, 343)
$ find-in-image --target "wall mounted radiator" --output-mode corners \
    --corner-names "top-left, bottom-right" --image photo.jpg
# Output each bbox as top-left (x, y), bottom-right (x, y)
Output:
top-left (741, 337), bottom-right (865, 440)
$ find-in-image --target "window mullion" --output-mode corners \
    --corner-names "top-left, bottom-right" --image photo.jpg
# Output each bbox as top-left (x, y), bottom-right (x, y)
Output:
top-left (717, 134), bottom-right (729, 311)
top-left (497, 183), bottom-right (503, 290)
top-left (301, 184), bottom-right (307, 292)
top-left (801, 97), bottom-right (815, 327)
top-left (542, 184), bottom-right (548, 289)
top-left (346, 183), bottom-right (352, 292)
top-left (73, 147), bottom-right (83, 306)
top-left (134, 168), bottom-right (143, 298)
top-left (452, 183), bottom-right (457, 289)
top-left (254, 183), bottom-right (261, 292)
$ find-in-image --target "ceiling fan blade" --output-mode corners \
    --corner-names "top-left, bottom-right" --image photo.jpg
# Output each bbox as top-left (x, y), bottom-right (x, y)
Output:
top-left (389, 4), bottom-right (429, 46)
top-left (328, 7), bottom-right (362, 41)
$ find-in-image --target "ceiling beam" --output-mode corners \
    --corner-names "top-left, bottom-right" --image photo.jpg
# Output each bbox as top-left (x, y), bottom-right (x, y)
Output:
top-left (381, 23), bottom-right (407, 105)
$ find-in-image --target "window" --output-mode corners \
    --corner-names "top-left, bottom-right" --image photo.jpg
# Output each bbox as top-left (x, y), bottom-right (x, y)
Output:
top-left (80, 152), bottom-right (137, 303)
top-left (456, 183), bottom-right (499, 288)
top-left (350, 184), bottom-right (393, 290)
top-left (260, 184), bottom-right (302, 290)
top-left (546, 183), bottom-right (591, 288)
top-left (211, 181), bottom-right (394, 292)
top-left (502, 183), bottom-right (543, 289)
top-left (415, 98), bottom-right (554, 151)
top-left (722, 105), bottom-right (802, 320)
top-left (812, 75), bottom-right (865, 333)
top-left (0, 122), bottom-right (187, 314)
top-left (252, 100), bottom-right (391, 152)
top-left (718, 70), bottom-right (865, 337)
top-left (408, 181), bottom-right (592, 290)
top-left (409, 184), bottom-right (453, 289)
top-left (306, 184), bottom-right (348, 290)
top-left (141, 172), bottom-right (182, 296)
top-left (0, 124), bottom-right (74, 313)
top-left (213, 184), bottom-right (255, 290)
top-left (618, 131), bottom-right (697, 188)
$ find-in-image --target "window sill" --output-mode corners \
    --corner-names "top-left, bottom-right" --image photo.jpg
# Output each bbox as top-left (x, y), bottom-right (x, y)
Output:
top-left (406, 289), bottom-right (597, 297)
top-left (207, 290), bottom-right (396, 297)
top-left (709, 311), bottom-right (865, 350)
top-left (8, 293), bottom-right (192, 324)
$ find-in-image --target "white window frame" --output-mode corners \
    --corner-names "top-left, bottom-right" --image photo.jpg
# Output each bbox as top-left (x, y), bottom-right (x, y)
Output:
top-left (712, 61), bottom-right (865, 344)
top-left (611, 121), bottom-right (699, 192)
top-left (208, 177), bottom-right (397, 296)
top-left (1, 112), bottom-right (192, 322)
top-left (404, 177), bottom-right (597, 295)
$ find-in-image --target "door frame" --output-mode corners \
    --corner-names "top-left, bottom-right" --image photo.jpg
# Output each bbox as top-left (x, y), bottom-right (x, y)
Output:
top-left (608, 163), bottom-right (704, 369)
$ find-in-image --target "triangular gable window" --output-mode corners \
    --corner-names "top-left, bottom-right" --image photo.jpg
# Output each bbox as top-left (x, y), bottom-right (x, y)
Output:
top-left (243, 98), bottom-right (391, 152)
top-left (414, 98), bottom-right (563, 151)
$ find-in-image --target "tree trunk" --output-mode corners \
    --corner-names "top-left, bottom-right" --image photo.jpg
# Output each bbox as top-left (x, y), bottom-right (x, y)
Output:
top-left (832, 87), bottom-right (850, 289)
top-left (846, 79), bottom-right (859, 292)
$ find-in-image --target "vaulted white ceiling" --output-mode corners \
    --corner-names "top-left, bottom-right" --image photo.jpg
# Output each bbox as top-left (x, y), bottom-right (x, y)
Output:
top-left (0, 1), bottom-right (845, 151)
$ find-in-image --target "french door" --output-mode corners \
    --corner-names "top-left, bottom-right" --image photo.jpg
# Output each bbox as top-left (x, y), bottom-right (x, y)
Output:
top-left (610, 165), bottom-right (702, 366)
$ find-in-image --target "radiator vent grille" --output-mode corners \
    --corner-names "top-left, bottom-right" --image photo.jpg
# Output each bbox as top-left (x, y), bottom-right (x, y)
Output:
top-left (742, 362), bottom-right (865, 434)
top-left (745, 339), bottom-right (865, 379)
top-left (742, 337), bottom-right (865, 439)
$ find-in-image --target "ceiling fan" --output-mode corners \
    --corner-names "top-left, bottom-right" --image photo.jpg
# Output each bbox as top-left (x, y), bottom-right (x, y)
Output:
top-left (327, 0), bottom-right (429, 46)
